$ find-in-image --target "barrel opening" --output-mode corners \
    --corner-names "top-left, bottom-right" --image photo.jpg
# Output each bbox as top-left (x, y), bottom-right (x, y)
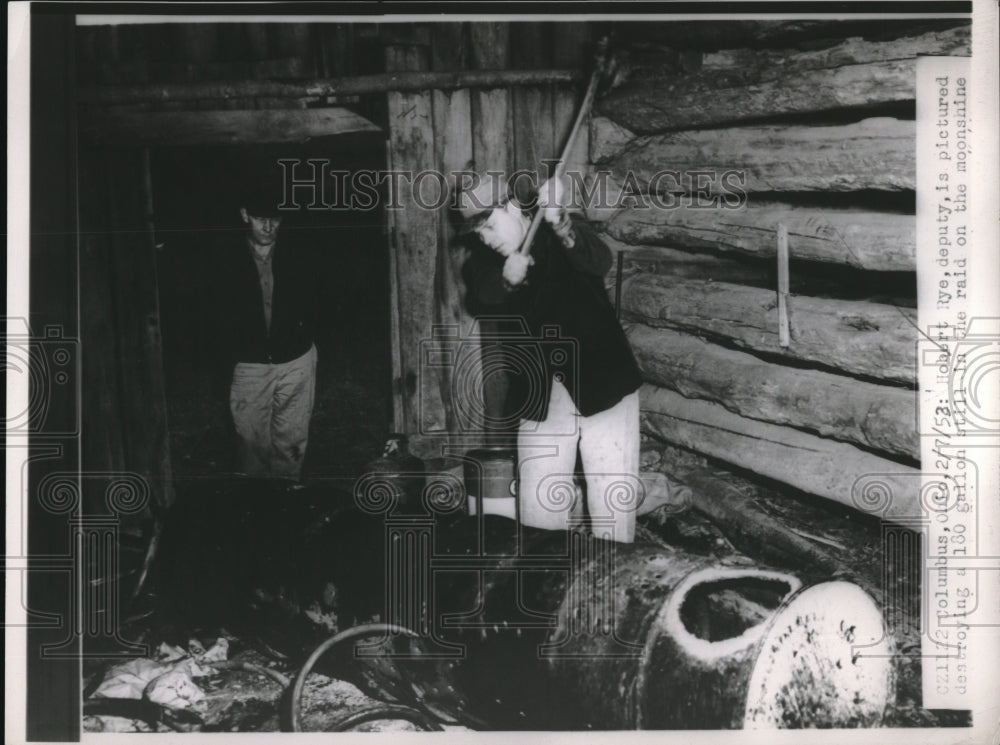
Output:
top-left (679, 577), bottom-right (791, 642)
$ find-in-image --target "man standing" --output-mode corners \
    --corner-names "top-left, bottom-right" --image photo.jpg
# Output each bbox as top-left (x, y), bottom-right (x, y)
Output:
top-left (457, 172), bottom-right (642, 543)
top-left (216, 179), bottom-right (320, 480)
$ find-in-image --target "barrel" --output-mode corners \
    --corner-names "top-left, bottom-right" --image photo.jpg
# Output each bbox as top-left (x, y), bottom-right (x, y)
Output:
top-left (357, 516), bottom-right (895, 730)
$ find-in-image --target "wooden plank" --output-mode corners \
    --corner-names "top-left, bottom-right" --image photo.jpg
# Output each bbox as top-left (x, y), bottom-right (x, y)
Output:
top-left (640, 385), bottom-right (921, 518)
top-left (80, 107), bottom-right (380, 146)
top-left (553, 24), bottom-right (592, 189)
top-left (468, 23), bottom-right (513, 437)
top-left (604, 201), bottom-right (916, 271)
top-left (622, 273), bottom-right (918, 383)
top-left (512, 22), bottom-right (554, 200)
top-left (469, 23), bottom-right (512, 174)
top-left (430, 22), bottom-right (483, 443)
top-left (386, 44), bottom-right (445, 444)
top-left (599, 27), bottom-right (970, 132)
top-left (627, 324), bottom-right (919, 460)
top-left (599, 117), bottom-right (915, 192)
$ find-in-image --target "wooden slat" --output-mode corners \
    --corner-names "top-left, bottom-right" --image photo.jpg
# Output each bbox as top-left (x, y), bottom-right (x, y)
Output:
top-left (599, 27), bottom-right (970, 132)
top-left (386, 44), bottom-right (445, 444)
top-left (430, 22), bottom-right (483, 443)
top-left (468, 23), bottom-right (514, 437)
top-left (628, 324), bottom-right (919, 460)
top-left (553, 24), bottom-right (592, 192)
top-left (469, 23), bottom-right (512, 174)
top-left (80, 107), bottom-right (380, 146)
top-left (598, 117), bottom-right (915, 193)
top-left (604, 201), bottom-right (916, 271)
top-left (640, 385), bottom-right (921, 518)
top-left (622, 273), bottom-right (918, 384)
top-left (512, 22), bottom-right (554, 200)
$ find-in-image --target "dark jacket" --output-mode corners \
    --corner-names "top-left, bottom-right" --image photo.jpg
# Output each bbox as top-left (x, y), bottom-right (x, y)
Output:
top-left (214, 233), bottom-right (321, 374)
top-left (462, 215), bottom-right (641, 421)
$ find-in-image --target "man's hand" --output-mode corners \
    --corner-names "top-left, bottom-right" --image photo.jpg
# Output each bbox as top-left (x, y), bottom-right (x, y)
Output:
top-left (502, 252), bottom-right (533, 286)
top-left (537, 176), bottom-right (575, 247)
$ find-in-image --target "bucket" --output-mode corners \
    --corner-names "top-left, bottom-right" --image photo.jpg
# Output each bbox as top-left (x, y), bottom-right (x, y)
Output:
top-left (463, 446), bottom-right (517, 518)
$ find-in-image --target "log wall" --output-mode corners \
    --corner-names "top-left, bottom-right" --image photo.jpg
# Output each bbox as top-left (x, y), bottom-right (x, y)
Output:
top-left (589, 21), bottom-right (970, 522)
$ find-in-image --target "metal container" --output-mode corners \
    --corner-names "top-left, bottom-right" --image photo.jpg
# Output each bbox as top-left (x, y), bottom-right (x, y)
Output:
top-left (463, 446), bottom-right (516, 516)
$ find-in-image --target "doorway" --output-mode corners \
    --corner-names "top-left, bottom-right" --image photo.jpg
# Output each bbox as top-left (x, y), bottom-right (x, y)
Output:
top-left (150, 133), bottom-right (391, 480)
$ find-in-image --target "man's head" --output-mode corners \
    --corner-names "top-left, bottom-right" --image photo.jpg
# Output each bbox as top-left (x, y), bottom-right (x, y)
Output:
top-left (452, 171), bottom-right (528, 257)
top-left (240, 180), bottom-right (283, 250)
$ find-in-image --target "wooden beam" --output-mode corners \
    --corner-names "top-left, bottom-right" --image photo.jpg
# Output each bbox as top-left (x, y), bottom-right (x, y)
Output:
top-left (627, 324), bottom-right (919, 460)
top-left (79, 68), bottom-right (584, 105)
top-left (640, 385), bottom-right (921, 519)
top-left (80, 107), bottom-right (380, 146)
top-left (603, 201), bottom-right (916, 272)
top-left (622, 273), bottom-right (918, 384)
top-left (598, 27), bottom-right (970, 132)
top-left (598, 118), bottom-right (915, 193)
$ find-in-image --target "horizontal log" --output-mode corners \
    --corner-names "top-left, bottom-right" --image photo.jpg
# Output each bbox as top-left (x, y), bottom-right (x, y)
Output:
top-left (598, 118), bottom-right (915, 193)
top-left (628, 324), bottom-right (918, 460)
top-left (622, 273), bottom-right (917, 383)
top-left (647, 454), bottom-right (848, 571)
top-left (78, 68), bottom-right (585, 105)
top-left (80, 107), bottom-right (381, 146)
top-left (601, 27), bottom-right (970, 132)
top-left (590, 116), bottom-right (636, 163)
top-left (602, 236), bottom-right (772, 286)
top-left (640, 385), bottom-right (921, 519)
top-left (700, 26), bottom-right (969, 73)
top-left (605, 202), bottom-right (915, 271)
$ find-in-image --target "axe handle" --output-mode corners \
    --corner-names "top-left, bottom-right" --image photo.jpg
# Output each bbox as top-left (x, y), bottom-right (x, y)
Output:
top-left (516, 42), bottom-right (606, 258)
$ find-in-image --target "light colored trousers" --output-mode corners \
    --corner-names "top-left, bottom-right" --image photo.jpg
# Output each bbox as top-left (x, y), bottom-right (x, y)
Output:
top-left (229, 344), bottom-right (317, 480)
top-left (518, 379), bottom-right (640, 543)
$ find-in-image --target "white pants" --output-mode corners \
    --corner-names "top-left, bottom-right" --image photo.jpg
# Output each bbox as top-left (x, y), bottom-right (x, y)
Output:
top-left (517, 380), bottom-right (640, 543)
top-left (230, 344), bottom-right (317, 480)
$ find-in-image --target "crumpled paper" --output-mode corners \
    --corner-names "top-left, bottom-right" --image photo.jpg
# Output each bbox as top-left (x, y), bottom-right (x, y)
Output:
top-left (90, 638), bottom-right (229, 707)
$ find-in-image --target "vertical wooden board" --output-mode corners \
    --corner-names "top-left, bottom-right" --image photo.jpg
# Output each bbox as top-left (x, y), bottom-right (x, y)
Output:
top-left (467, 23), bottom-right (514, 438)
top-left (553, 23), bottom-right (593, 191)
top-left (78, 148), bottom-right (173, 513)
top-left (469, 23), bottom-right (512, 175)
top-left (386, 44), bottom-right (445, 440)
top-left (511, 22), bottom-right (554, 199)
top-left (430, 23), bottom-right (483, 443)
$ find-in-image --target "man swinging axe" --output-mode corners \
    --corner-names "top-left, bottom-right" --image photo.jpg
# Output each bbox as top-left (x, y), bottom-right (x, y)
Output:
top-left (451, 39), bottom-right (642, 543)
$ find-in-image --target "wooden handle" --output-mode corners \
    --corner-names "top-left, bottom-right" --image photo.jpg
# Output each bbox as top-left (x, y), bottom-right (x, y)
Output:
top-left (516, 38), bottom-right (609, 258)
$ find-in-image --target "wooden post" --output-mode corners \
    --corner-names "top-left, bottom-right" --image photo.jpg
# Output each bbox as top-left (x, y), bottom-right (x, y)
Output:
top-left (384, 140), bottom-right (405, 434)
top-left (776, 222), bottom-right (790, 347)
top-left (385, 43), bottom-right (445, 451)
